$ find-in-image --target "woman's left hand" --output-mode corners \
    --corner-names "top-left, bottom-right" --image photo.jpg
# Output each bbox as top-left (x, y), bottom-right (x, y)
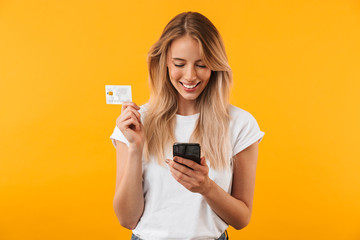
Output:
top-left (165, 156), bottom-right (212, 195)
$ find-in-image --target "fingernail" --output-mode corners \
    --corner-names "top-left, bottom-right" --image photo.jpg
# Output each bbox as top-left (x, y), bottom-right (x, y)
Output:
top-left (165, 159), bottom-right (169, 164)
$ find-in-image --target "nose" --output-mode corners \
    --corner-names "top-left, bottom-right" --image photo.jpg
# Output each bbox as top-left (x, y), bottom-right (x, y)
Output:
top-left (184, 65), bottom-right (197, 82)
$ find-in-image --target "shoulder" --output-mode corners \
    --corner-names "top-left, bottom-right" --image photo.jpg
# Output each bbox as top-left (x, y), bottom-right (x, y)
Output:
top-left (228, 104), bottom-right (265, 155)
top-left (229, 104), bottom-right (257, 123)
top-left (228, 104), bottom-right (262, 134)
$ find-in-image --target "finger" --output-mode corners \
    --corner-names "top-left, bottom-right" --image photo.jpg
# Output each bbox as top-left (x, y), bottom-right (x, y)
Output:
top-left (120, 117), bottom-right (139, 131)
top-left (121, 101), bottom-right (139, 109)
top-left (169, 164), bottom-right (193, 185)
top-left (119, 109), bottom-right (140, 122)
top-left (119, 117), bottom-right (140, 132)
top-left (200, 157), bottom-right (207, 166)
top-left (169, 159), bottom-right (193, 177)
top-left (172, 158), bottom-right (208, 184)
top-left (174, 156), bottom-right (202, 171)
top-left (121, 102), bottom-right (140, 112)
top-left (118, 111), bottom-right (140, 125)
top-left (121, 107), bottom-right (141, 123)
top-left (128, 116), bottom-right (141, 130)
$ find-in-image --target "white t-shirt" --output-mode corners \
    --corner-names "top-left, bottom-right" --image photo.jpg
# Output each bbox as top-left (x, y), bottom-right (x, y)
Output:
top-left (110, 103), bottom-right (265, 240)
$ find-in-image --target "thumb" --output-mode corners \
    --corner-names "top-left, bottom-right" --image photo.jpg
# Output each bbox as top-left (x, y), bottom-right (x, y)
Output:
top-left (200, 157), bottom-right (207, 166)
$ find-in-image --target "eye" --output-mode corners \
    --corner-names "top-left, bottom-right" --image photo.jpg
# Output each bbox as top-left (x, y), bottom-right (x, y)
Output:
top-left (174, 63), bottom-right (206, 68)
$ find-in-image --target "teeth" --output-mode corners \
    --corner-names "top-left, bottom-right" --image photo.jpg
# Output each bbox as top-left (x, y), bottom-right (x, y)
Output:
top-left (182, 83), bottom-right (198, 89)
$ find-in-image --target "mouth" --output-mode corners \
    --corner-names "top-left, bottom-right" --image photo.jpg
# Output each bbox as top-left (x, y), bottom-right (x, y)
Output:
top-left (180, 81), bottom-right (201, 90)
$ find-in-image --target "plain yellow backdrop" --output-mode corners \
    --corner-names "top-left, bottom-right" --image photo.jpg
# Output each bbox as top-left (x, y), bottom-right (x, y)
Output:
top-left (1, 0), bottom-right (359, 239)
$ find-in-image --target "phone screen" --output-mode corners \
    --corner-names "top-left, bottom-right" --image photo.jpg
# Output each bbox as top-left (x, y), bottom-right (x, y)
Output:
top-left (173, 143), bottom-right (201, 164)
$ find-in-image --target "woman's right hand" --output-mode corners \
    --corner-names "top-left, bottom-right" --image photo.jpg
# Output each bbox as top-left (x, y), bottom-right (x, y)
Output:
top-left (116, 102), bottom-right (144, 151)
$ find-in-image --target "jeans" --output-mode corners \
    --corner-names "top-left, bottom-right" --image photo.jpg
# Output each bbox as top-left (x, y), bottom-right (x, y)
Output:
top-left (131, 230), bottom-right (229, 240)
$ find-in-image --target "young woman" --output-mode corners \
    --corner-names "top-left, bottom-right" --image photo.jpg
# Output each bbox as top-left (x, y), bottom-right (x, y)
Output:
top-left (110, 11), bottom-right (265, 240)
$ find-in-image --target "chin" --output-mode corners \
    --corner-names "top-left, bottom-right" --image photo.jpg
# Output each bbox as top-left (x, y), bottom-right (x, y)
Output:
top-left (180, 93), bottom-right (200, 101)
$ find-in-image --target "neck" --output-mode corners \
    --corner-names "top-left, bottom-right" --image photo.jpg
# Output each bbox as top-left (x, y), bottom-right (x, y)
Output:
top-left (176, 96), bottom-right (198, 116)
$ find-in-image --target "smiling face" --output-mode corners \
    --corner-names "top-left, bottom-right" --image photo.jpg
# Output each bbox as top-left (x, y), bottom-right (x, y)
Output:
top-left (166, 35), bottom-right (211, 106)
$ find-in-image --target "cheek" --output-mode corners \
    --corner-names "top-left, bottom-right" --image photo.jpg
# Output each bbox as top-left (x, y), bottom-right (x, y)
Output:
top-left (169, 67), bottom-right (182, 81)
top-left (200, 69), bottom-right (211, 81)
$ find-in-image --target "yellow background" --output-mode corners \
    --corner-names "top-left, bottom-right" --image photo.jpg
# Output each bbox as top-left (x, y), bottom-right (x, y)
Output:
top-left (1, 0), bottom-right (359, 239)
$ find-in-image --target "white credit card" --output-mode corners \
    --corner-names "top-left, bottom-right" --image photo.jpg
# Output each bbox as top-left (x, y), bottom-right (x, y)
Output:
top-left (105, 85), bottom-right (132, 104)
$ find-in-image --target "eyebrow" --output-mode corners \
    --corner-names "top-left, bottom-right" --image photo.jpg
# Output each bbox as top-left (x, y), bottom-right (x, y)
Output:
top-left (172, 58), bottom-right (203, 62)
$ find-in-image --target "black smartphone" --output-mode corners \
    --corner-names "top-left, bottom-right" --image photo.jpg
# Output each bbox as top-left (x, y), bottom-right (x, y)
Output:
top-left (173, 142), bottom-right (201, 165)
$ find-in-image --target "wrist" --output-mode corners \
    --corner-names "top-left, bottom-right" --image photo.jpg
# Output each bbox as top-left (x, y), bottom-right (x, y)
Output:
top-left (201, 178), bottom-right (215, 198)
top-left (128, 144), bottom-right (143, 156)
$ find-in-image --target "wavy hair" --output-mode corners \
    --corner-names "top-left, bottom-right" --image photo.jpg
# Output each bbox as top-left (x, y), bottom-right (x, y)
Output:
top-left (143, 11), bottom-right (233, 170)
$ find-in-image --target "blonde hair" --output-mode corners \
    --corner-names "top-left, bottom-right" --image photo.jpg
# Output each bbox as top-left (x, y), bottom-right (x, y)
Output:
top-left (143, 11), bottom-right (233, 170)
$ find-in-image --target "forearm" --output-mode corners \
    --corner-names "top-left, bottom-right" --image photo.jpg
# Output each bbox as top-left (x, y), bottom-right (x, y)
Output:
top-left (202, 180), bottom-right (251, 230)
top-left (113, 149), bottom-right (144, 229)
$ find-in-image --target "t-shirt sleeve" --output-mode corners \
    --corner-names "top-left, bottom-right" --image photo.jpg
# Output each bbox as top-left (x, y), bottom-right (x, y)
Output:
top-left (232, 111), bottom-right (265, 156)
top-left (109, 125), bottom-right (130, 148)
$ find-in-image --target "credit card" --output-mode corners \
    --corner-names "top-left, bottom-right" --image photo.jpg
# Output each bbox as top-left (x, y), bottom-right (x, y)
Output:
top-left (105, 85), bottom-right (132, 104)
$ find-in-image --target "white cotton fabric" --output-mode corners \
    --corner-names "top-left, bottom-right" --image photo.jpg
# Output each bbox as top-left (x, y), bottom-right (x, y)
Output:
top-left (110, 103), bottom-right (265, 240)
